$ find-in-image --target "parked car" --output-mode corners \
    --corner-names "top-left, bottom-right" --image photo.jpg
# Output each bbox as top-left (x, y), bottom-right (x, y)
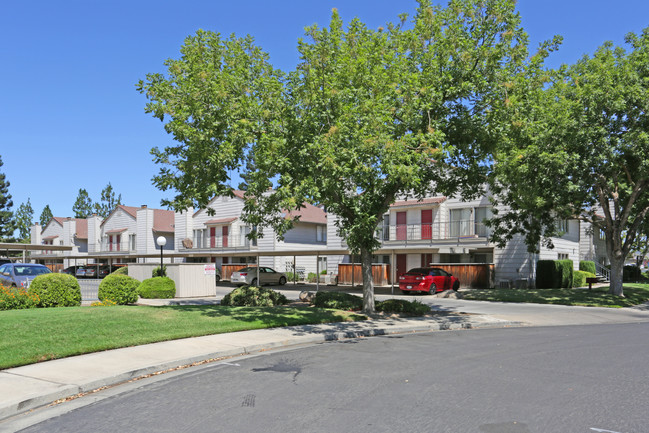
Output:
top-left (230, 266), bottom-right (287, 286)
top-left (82, 265), bottom-right (101, 279)
top-left (398, 267), bottom-right (460, 294)
top-left (97, 265), bottom-right (126, 279)
top-left (0, 263), bottom-right (51, 289)
top-left (61, 265), bottom-right (85, 276)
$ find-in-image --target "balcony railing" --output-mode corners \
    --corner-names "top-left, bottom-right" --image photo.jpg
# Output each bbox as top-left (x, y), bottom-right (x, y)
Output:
top-left (377, 220), bottom-right (490, 243)
top-left (99, 241), bottom-right (137, 253)
top-left (186, 234), bottom-right (257, 250)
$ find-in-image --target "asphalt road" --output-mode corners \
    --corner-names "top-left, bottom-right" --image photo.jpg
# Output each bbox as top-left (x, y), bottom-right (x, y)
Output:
top-left (13, 322), bottom-right (649, 433)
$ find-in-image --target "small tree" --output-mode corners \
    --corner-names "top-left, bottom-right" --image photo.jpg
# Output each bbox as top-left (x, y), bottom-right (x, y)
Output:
top-left (72, 188), bottom-right (95, 218)
top-left (39, 205), bottom-right (54, 227)
top-left (94, 183), bottom-right (122, 218)
top-left (14, 199), bottom-right (34, 242)
top-left (0, 156), bottom-right (14, 241)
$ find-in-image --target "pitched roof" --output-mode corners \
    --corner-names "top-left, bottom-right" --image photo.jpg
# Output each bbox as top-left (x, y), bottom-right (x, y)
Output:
top-left (100, 205), bottom-right (139, 226)
top-left (285, 203), bottom-right (327, 225)
top-left (75, 219), bottom-right (88, 239)
top-left (153, 209), bottom-right (175, 233)
top-left (390, 197), bottom-right (447, 208)
top-left (205, 217), bottom-right (238, 225)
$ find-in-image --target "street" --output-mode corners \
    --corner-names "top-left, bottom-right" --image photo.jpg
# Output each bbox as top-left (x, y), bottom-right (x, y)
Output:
top-left (10, 322), bottom-right (649, 433)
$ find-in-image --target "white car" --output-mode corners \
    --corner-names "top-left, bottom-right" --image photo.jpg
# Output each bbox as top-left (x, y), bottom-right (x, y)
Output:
top-left (230, 267), bottom-right (287, 287)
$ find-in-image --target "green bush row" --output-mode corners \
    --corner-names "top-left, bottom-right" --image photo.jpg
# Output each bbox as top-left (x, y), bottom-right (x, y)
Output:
top-left (573, 270), bottom-right (596, 288)
top-left (579, 260), bottom-right (596, 275)
top-left (311, 291), bottom-right (430, 316)
top-left (28, 274), bottom-right (82, 307)
top-left (623, 265), bottom-right (642, 282)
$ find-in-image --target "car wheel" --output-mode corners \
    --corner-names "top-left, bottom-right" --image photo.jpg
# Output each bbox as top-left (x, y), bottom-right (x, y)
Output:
top-left (453, 281), bottom-right (460, 291)
top-left (278, 276), bottom-right (287, 285)
top-left (251, 278), bottom-right (258, 287)
top-left (428, 283), bottom-right (437, 294)
top-left (215, 275), bottom-right (221, 282)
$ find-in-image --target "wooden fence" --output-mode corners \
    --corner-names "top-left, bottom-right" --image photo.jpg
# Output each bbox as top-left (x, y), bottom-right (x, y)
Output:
top-left (337, 263), bottom-right (493, 288)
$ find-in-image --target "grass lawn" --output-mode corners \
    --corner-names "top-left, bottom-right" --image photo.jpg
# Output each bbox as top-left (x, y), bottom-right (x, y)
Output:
top-left (0, 305), bottom-right (366, 369)
top-left (462, 283), bottom-right (649, 308)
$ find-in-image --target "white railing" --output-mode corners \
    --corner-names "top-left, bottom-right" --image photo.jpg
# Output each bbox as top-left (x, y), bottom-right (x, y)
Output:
top-left (377, 220), bottom-right (490, 243)
top-left (186, 234), bottom-right (257, 250)
top-left (99, 241), bottom-right (137, 253)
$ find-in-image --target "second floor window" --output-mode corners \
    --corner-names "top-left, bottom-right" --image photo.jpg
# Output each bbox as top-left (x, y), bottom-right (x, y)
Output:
top-left (317, 225), bottom-right (327, 242)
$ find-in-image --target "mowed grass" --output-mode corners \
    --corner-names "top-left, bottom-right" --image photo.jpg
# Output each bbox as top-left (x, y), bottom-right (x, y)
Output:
top-left (462, 283), bottom-right (649, 308)
top-left (0, 305), bottom-right (366, 369)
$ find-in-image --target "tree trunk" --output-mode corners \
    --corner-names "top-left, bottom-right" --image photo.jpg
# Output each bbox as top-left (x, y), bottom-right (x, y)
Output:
top-left (360, 247), bottom-right (375, 314)
top-left (608, 253), bottom-right (625, 297)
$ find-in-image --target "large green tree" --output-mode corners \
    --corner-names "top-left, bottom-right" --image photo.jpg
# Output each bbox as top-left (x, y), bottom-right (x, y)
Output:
top-left (94, 183), bottom-right (122, 218)
top-left (0, 156), bottom-right (14, 240)
top-left (489, 28), bottom-right (649, 297)
top-left (14, 199), bottom-right (34, 242)
top-left (72, 188), bottom-right (95, 218)
top-left (139, 0), bottom-right (533, 313)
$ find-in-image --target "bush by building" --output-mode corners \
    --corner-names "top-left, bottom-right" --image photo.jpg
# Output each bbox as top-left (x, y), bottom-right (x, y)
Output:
top-left (623, 265), bottom-right (641, 282)
top-left (579, 260), bottom-right (596, 275)
top-left (536, 259), bottom-right (573, 289)
top-left (573, 270), bottom-right (596, 288)
top-left (138, 277), bottom-right (176, 299)
top-left (98, 274), bottom-right (140, 305)
top-left (28, 273), bottom-right (81, 307)
top-left (112, 266), bottom-right (128, 276)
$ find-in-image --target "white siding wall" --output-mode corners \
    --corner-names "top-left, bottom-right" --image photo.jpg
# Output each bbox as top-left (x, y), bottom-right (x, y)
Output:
top-left (41, 221), bottom-right (64, 245)
top-left (87, 216), bottom-right (102, 253)
top-left (493, 235), bottom-right (536, 285)
top-left (101, 208), bottom-right (137, 253)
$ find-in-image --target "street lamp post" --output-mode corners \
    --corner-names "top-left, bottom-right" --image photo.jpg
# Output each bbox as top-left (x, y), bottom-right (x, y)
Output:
top-left (156, 236), bottom-right (167, 276)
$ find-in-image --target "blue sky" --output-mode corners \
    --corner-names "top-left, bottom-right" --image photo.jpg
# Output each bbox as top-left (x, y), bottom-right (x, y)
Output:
top-left (1, 0), bottom-right (648, 222)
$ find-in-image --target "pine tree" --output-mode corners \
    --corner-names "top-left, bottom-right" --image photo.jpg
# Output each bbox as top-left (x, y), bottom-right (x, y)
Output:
top-left (72, 188), bottom-right (94, 218)
top-left (40, 205), bottom-right (53, 227)
top-left (94, 183), bottom-right (122, 218)
top-left (14, 198), bottom-right (34, 241)
top-left (0, 156), bottom-right (14, 240)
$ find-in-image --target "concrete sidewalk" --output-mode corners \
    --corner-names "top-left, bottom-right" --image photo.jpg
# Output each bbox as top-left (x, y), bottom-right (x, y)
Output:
top-left (0, 310), bottom-right (517, 423)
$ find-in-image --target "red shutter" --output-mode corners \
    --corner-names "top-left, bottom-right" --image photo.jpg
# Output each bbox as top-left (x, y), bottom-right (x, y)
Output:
top-left (396, 212), bottom-right (407, 241)
top-left (421, 209), bottom-right (432, 240)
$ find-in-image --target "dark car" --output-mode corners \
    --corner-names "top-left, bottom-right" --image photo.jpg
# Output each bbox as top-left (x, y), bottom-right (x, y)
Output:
top-left (97, 265), bottom-right (125, 279)
top-left (398, 267), bottom-right (460, 294)
top-left (0, 263), bottom-right (51, 289)
top-left (61, 265), bottom-right (85, 276)
top-left (83, 265), bottom-right (100, 279)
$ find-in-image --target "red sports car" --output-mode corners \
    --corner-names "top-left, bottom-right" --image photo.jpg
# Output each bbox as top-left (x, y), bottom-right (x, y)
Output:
top-left (398, 267), bottom-right (460, 294)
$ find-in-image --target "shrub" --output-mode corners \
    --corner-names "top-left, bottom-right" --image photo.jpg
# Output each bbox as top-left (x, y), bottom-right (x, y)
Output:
top-left (376, 299), bottom-right (430, 316)
top-left (312, 291), bottom-right (363, 310)
top-left (0, 285), bottom-right (39, 310)
top-left (220, 285), bottom-right (289, 307)
top-left (112, 266), bottom-right (128, 276)
top-left (152, 265), bottom-right (167, 278)
top-left (573, 270), bottom-right (596, 288)
top-left (28, 273), bottom-right (81, 307)
top-left (307, 272), bottom-right (318, 283)
top-left (320, 269), bottom-right (327, 275)
top-left (536, 260), bottom-right (573, 289)
top-left (285, 272), bottom-right (297, 282)
top-left (98, 274), bottom-right (140, 305)
top-left (90, 299), bottom-right (117, 307)
top-left (579, 260), bottom-right (596, 275)
top-left (623, 265), bottom-right (641, 282)
top-left (138, 277), bottom-right (176, 299)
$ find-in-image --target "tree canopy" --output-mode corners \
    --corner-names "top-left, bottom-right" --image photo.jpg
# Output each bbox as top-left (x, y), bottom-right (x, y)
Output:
top-left (39, 205), bottom-right (53, 227)
top-left (94, 183), bottom-right (122, 218)
top-left (73, 188), bottom-right (95, 218)
top-left (14, 199), bottom-right (34, 242)
top-left (489, 28), bottom-right (649, 296)
top-left (139, 0), bottom-right (537, 312)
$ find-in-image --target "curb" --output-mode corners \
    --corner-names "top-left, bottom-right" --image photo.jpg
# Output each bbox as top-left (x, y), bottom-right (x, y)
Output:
top-left (0, 316), bottom-right (522, 423)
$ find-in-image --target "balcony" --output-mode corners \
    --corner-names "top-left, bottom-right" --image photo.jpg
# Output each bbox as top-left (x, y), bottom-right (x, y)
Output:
top-left (185, 234), bottom-right (257, 251)
top-left (377, 220), bottom-right (490, 245)
top-left (100, 240), bottom-right (137, 253)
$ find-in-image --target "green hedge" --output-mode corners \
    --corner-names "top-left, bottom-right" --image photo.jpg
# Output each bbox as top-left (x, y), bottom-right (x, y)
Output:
top-left (573, 270), bottom-right (596, 288)
top-left (220, 285), bottom-right (288, 307)
top-left (623, 265), bottom-right (641, 282)
top-left (536, 259), bottom-right (573, 289)
top-left (312, 292), bottom-right (363, 310)
top-left (112, 266), bottom-right (128, 276)
top-left (28, 273), bottom-right (81, 307)
top-left (98, 274), bottom-right (140, 305)
top-left (138, 277), bottom-right (176, 299)
top-left (376, 299), bottom-right (430, 316)
top-left (579, 260), bottom-right (596, 275)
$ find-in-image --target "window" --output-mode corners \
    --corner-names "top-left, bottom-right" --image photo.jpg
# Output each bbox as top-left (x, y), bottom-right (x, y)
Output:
top-left (129, 234), bottom-right (136, 251)
top-left (557, 219), bottom-right (569, 234)
top-left (475, 207), bottom-right (492, 237)
top-left (193, 229), bottom-right (207, 248)
top-left (450, 209), bottom-right (471, 237)
top-left (317, 225), bottom-right (327, 242)
top-left (382, 215), bottom-right (390, 240)
top-left (318, 256), bottom-right (327, 272)
top-left (558, 253), bottom-right (569, 260)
